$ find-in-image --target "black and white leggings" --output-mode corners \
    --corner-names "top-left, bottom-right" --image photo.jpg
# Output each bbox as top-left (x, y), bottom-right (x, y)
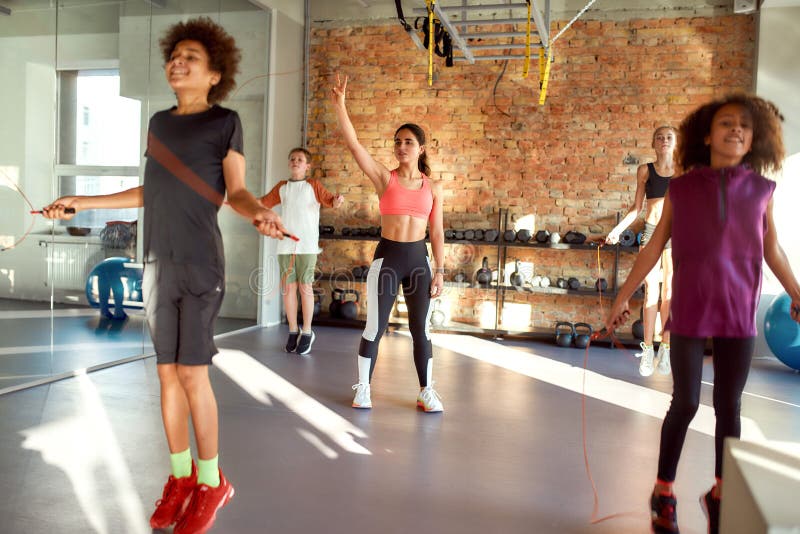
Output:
top-left (657, 334), bottom-right (754, 481)
top-left (359, 237), bottom-right (433, 386)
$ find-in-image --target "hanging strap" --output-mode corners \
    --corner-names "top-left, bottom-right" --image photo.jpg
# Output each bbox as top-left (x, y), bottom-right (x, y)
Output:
top-left (522, 0), bottom-right (532, 78)
top-left (394, 0), bottom-right (412, 31)
top-left (426, 0), bottom-right (435, 86)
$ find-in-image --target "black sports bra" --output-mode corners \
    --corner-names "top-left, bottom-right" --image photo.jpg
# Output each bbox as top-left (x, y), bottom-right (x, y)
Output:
top-left (644, 162), bottom-right (671, 199)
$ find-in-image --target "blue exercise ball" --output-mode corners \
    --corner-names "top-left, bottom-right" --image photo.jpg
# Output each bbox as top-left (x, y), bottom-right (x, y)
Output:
top-left (763, 292), bottom-right (800, 371)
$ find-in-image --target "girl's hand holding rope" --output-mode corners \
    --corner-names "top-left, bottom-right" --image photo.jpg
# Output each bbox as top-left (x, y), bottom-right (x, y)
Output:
top-left (604, 298), bottom-right (631, 334)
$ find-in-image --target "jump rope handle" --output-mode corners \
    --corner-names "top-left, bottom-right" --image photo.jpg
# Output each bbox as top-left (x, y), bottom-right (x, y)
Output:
top-left (31, 208), bottom-right (76, 215)
top-left (251, 220), bottom-right (299, 242)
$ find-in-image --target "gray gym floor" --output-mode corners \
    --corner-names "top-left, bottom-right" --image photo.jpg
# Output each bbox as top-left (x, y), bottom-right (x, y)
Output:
top-left (0, 324), bottom-right (798, 533)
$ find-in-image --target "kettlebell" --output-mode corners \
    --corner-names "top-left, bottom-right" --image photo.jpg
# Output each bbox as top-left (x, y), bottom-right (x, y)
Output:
top-left (632, 319), bottom-right (644, 341)
top-left (516, 229), bottom-right (532, 243)
top-left (510, 259), bottom-right (524, 287)
top-left (476, 257), bottom-right (492, 286)
top-left (339, 289), bottom-right (360, 320)
top-left (430, 299), bottom-right (446, 327)
top-left (555, 322), bottom-right (575, 348)
top-left (329, 288), bottom-right (345, 318)
top-left (573, 322), bottom-right (593, 349)
top-left (595, 278), bottom-right (608, 292)
top-left (313, 288), bottom-right (324, 316)
top-left (297, 288), bottom-right (324, 321)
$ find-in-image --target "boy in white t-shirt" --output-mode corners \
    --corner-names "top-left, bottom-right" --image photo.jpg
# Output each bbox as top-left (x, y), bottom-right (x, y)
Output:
top-left (260, 147), bottom-right (344, 354)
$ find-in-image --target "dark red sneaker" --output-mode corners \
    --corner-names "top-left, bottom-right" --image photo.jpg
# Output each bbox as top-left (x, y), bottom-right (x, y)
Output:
top-left (700, 490), bottom-right (720, 534)
top-left (651, 491), bottom-right (680, 533)
top-left (174, 469), bottom-right (234, 534)
top-left (149, 463), bottom-right (197, 529)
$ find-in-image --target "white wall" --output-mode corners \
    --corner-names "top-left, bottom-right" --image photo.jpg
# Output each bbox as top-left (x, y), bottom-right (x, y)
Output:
top-left (754, 6), bottom-right (800, 359)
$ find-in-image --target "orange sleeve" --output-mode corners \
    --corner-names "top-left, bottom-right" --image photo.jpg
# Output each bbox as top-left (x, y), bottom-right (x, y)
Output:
top-left (259, 181), bottom-right (286, 208)
top-left (310, 179), bottom-right (337, 208)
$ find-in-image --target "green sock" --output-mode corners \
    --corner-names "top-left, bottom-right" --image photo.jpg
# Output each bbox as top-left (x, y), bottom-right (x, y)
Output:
top-left (170, 448), bottom-right (193, 479)
top-left (197, 455), bottom-right (220, 487)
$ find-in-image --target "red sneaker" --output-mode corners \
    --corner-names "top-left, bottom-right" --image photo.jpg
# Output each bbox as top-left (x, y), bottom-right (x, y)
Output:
top-left (174, 469), bottom-right (234, 534)
top-left (149, 463), bottom-right (197, 529)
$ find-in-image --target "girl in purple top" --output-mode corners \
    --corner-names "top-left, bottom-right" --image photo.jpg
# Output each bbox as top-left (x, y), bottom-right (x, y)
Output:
top-left (605, 94), bottom-right (800, 534)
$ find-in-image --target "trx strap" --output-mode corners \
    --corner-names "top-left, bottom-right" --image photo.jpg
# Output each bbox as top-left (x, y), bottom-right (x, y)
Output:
top-left (539, 47), bottom-right (552, 105)
top-left (394, 0), bottom-right (412, 31)
top-left (427, 0), bottom-right (435, 86)
top-left (522, 0), bottom-right (532, 78)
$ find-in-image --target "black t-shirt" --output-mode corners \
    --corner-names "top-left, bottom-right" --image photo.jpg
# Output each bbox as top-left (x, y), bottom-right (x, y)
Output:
top-left (143, 105), bottom-right (243, 267)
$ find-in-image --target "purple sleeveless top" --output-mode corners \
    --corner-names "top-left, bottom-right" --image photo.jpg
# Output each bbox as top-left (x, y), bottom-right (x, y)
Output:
top-left (667, 165), bottom-right (775, 337)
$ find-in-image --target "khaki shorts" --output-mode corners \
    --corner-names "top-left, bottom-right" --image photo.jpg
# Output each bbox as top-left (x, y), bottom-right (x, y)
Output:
top-left (278, 254), bottom-right (317, 284)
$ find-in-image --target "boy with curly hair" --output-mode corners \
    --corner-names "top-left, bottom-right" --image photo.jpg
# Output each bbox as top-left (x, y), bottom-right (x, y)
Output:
top-left (42, 17), bottom-right (288, 532)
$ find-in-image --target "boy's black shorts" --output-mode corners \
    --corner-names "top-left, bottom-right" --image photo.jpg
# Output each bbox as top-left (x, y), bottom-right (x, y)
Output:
top-left (143, 259), bottom-right (225, 365)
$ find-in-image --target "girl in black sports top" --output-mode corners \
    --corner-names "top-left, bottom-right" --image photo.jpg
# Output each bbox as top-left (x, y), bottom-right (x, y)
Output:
top-left (606, 126), bottom-right (677, 377)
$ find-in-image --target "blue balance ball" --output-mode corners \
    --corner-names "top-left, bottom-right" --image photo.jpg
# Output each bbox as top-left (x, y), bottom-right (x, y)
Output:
top-left (763, 292), bottom-right (800, 371)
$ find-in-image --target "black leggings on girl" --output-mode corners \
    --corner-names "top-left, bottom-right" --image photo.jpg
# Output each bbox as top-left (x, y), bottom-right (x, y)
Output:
top-left (358, 237), bottom-right (433, 386)
top-left (657, 334), bottom-right (754, 481)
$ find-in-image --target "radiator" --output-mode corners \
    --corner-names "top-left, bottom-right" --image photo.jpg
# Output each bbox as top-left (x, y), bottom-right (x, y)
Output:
top-left (41, 240), bottom-right (104, 290)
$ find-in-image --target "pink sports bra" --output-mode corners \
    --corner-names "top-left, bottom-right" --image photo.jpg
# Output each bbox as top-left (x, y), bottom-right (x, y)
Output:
top-left (378, 170), bottom-right (433, 220)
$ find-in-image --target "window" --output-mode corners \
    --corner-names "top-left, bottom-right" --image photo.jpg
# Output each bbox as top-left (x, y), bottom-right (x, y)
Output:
top-left (58, 69), bottom-right (141, 229)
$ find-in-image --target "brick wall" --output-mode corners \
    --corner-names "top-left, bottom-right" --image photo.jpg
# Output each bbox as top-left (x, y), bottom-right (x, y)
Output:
top-left (307, 15), bottom-right (756, 334)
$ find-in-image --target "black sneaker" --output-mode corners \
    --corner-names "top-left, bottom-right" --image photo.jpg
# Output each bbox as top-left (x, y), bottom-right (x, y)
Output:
top-left (285, 331), bottom-right (299, 353)
top-left (700, 490), bottom-right (720, 534)
top-left (651, 492), bottom-right (679, 533)
top-left (296, 330), bottom-right (315, 355)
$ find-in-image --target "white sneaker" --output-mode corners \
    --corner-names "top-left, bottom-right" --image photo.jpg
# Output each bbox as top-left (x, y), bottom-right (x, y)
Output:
top-left (417, 384), bottom-right (444, 413)
top-left (656, 343), bottom-right (671, 375)
top-left (638, 342), bottom-right (655, 377)
top-left (351, 383), bottom-right (372, 409)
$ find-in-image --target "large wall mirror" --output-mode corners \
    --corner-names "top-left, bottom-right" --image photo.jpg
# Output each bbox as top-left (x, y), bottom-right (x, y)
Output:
top-left (0, 0), bottom-right (272, 394)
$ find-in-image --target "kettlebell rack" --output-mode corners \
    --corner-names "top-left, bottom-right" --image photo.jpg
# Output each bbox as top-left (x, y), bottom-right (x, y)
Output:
top-left (304, 208), bottom-right (641, 346)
